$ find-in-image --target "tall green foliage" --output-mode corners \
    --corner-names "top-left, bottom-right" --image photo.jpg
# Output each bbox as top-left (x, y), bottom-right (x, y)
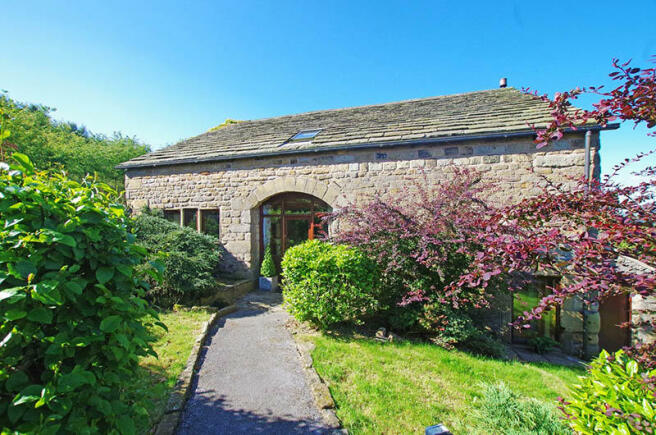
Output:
top-left (0, 154), bottom-right (162, 433)
top-left (0, 92), bottom-right (149, 191)
top-left (133, 212), bottom-right (222, 307)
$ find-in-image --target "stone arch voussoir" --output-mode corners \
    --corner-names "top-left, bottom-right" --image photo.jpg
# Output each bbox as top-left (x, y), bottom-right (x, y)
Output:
top-left (236, 176), bottom-right (344, 211)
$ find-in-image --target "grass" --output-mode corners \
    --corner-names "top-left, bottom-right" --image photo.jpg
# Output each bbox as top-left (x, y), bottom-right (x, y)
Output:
top-left (127, 308), bottom-right (214, 433)
top-left (306, 334), bottom-right (583, 434)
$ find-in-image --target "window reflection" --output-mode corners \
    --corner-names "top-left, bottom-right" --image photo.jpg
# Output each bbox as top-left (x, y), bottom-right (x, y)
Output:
top-left (200, 210), bottom-right (220, 236)
top-left (161, 208), bottom-right (220, 236)
top-left (512, 277), bottom-right (560, 342)
top-left (183, 209), bottom-right (197, 229)
top-left (163, 209), bottom-right (180, 224)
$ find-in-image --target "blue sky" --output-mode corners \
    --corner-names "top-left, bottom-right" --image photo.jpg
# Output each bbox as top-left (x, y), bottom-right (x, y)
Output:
top-left (2, 1), bottom-right (655, 177)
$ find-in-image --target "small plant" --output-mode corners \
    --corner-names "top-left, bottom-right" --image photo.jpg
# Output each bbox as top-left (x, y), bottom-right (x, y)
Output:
top-left (528, 336), bottom-right (559, 354)
top-left (560, 350), bottom-right (656, 434)
top-left (260, 244), bottom-right (277, 277)
top-left (476, 382), bottom-right (571, 434)
top-left (282, 239), bottom-right (379, 328)
top-left (459, 330), bottom-right (507, 358)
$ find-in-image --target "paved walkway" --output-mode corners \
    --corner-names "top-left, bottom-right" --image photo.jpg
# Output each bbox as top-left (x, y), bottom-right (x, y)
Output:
top-left (178, 292), bottom-right (334, 435)
top-left (508, 344), bottom-right (584, 367)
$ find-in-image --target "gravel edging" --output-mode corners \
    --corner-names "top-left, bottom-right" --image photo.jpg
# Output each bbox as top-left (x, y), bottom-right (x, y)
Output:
top-left (154, 304), bottom-right (238, 435)
top-left (289, 327), bottom-right (345, 433)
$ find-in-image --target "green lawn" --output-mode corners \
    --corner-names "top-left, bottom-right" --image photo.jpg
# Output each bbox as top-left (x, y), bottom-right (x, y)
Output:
top-left (127, 308), bottom-right (214, 433)
top-left (307, 334), bottom-right (583, 434)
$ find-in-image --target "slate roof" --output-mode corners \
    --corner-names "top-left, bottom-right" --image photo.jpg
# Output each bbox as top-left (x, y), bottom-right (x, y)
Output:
top-left (118, 87), bottom-right (609, 169)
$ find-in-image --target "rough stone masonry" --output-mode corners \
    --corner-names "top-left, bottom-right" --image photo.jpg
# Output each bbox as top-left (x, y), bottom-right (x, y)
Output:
top-left (124, 132), bottom-right (599, 278)
top-left (118, 87), bottom-right (620, 358)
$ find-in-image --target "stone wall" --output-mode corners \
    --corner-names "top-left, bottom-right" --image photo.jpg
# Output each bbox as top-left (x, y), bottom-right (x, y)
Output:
top-left (632, 294), bottom-right (656, 346)
top-left (124, 131), bottom-right (599, 278)
top-left (621, 256), bottom-right (656, 348)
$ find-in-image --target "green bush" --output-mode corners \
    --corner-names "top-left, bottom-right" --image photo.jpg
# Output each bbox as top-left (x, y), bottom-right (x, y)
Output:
top-left (528, 336), bottom-right (559, 354)
top-left (0, 154), bottom-right (161, 434)
top-left (412, 300), bottom-right (506, 357)
top-left (281, 240), bottom-right (379, 328)
top-left (476, 382), bottom-right (570, 434)
top-left (562, 350), bottom-right (656, 434)
top-left (133, 213), bottom-right (222, 307)
top-left (260, 244), bottom-right (277, 277)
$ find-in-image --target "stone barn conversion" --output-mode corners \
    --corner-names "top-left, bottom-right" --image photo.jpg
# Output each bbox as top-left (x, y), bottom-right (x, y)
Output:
top-left (119, 86), bottom-right (630, 357)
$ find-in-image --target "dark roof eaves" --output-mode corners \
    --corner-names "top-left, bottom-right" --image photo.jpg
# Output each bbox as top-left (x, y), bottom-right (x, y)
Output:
top-left (116, 123), bottom-right (619, 170)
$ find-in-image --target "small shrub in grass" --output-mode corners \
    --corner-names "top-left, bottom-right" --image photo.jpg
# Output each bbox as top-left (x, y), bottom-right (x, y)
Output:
top-left (133, 213), bottom-right (222, 307)
top-left (281, 240), bottom-right (379, 328)
top-left (0, 154), bottom-right (161, 434)
top-left (476, 382), bottom-right (570, 434)
top-left (416, 301), bottom-right (506, 358)
top-left (560, 350), bottom-right (656, 434)
top-left (458, 330), bottom-right (507, 358)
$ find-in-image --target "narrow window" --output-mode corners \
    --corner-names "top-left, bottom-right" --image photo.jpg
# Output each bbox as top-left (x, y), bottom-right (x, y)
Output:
top-left (183, 209), bottom-right (198, 229)
top-left (163, 209), bottom-right (181, 225)
top-left (200, 209), bottom-right (220, 236)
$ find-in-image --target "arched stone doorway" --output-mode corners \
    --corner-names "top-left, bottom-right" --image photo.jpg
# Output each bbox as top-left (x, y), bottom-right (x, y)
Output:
top-left (260, 192), bottom-right (332, 270)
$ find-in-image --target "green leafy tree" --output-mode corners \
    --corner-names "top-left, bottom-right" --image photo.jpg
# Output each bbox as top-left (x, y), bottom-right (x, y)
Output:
top-left (0, 154), bottom-right (162, 433)
top-left (0, 99), bottom-right (17, 161)
top-left (0, 92), bottom-right (149, 191)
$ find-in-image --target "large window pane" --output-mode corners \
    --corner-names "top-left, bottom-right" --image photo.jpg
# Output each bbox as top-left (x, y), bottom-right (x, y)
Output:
top-left (200, 210), bottom-right (220, 236)
top-left (263, 216), bottom-right (283, 268)
top-left (183, 209), bottom-right (198, 230)
top-left (287, 218), bottom-right (311, 249)
top-left (262, 198), bottom-right (282, 215)
top-left (314, 201), bottom-right (331, 213)
top-left (512, 277), bottom-right (559, 342)
top-left (284, 197), bottom-right (313, 215)
top-left (163, 209), bottom-right (180, 225)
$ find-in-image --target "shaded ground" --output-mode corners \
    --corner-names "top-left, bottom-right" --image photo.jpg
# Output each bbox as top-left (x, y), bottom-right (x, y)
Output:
top-left (178, 292), bottom-right (335, 434)
top-left (508, 343), bottom-right (584, 366)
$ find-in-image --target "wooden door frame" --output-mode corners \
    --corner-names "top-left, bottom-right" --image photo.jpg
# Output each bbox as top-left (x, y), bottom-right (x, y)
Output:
top-left (259, 192), bottom-right (330, 268)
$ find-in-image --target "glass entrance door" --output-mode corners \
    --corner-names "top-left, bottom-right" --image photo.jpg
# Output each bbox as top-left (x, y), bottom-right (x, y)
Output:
top-left (260, 193), bottom-right (331, 271)
top-left (286, 217), bottom-right (312, 250)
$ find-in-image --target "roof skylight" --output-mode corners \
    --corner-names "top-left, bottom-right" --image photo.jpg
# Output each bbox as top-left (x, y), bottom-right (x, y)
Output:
top-left (290, 129), bottom-right (321, 141)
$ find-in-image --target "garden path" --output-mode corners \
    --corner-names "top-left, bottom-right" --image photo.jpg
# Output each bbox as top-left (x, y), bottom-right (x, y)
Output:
top-left (177, 291), bottom-right (337, 434)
